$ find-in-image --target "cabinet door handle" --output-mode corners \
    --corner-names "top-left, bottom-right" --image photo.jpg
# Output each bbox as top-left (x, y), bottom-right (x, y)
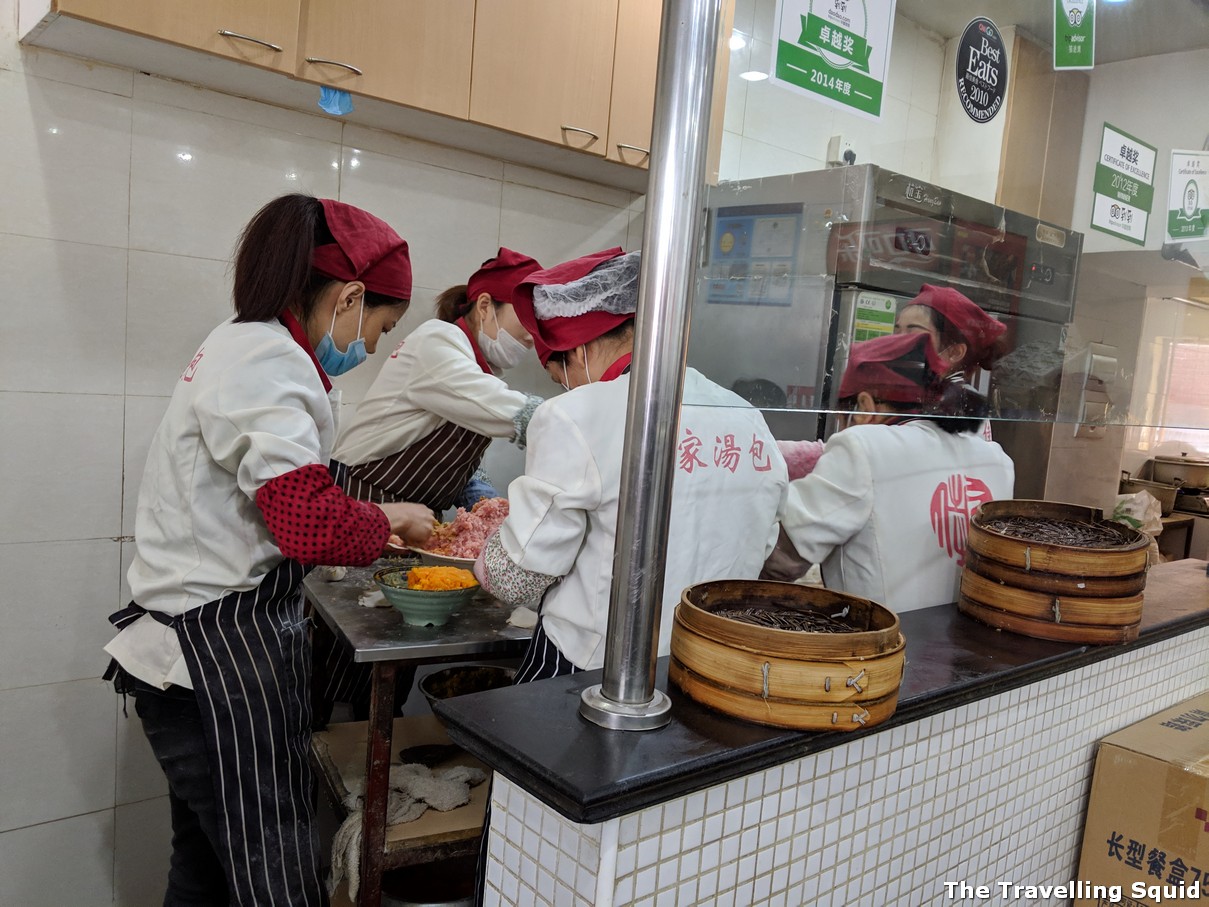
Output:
top-left (560, 125), bottom-right (600, 144)
top-left (616, 142), bottom-right (650, 160)
top-left (305, 57), bottom-right (364, 76)
top-left (217, 30), bottom-right (283, 52)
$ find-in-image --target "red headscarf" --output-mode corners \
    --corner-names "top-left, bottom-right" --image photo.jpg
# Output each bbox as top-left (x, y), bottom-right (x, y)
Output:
top-left (513, 248), bottom-right (634, 366)
top-left (838, 333), bottom-right (948, 404)
top-left (467, 248), bottom-right (542, 306)
top-left (908, 284), bottom-right (1006, 369)
top-left (311, 199), bottom-right (412, 300)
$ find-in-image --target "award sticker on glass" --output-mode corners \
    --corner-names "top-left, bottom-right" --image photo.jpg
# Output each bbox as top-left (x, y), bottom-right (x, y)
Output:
top-left (955, 17), bottom-right (1008, 124)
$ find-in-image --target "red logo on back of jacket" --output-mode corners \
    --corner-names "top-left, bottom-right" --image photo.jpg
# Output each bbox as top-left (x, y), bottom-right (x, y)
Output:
top-left (182, 348), bottom-right (204, 382)
top-left (930, 474), bottom-right (994, 566)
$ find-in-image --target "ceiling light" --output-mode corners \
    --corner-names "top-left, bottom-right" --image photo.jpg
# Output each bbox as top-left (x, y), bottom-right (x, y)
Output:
top-left (177, 152), bottom-right (193, 162)
top-left (729, 32), bottom-right (747, 51)
top-left (740, 70), bottom-right (769, 81)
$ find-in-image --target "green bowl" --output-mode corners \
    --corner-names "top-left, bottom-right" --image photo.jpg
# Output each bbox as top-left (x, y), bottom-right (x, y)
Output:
top-left (373, 566), bottom-right (479, 627)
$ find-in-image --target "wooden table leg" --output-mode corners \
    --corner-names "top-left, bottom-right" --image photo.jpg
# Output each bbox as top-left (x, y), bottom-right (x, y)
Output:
top-left (360, 662), bottom-right (397, 907)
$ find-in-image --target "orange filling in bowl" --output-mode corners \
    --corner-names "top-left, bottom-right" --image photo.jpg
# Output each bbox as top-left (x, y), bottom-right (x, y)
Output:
top-left (406, 566), bottom-right (478, 592)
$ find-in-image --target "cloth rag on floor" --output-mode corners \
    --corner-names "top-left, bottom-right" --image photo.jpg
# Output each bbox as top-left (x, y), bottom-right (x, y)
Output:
top-left (328, 759), bottom-right (487, 901)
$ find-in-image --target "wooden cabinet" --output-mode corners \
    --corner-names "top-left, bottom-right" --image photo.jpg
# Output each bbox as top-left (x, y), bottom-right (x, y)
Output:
top-left (606, 0), bottom-right (661, 166)
top-left (470, 0), bottom-right (620, 156)
top-left (53, 0), bottom-right (299, 72)
top-left (296, 0), bottom-right (473, 119)
top-left (606, 0), bottom-right (735, 175)
top-left (32, 0), bottom-right (734, 181)
top-left (997, 31), bottom-right (1089, 228)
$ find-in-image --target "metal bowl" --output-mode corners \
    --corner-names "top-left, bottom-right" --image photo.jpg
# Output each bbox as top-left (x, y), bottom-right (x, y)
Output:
top-left (409, 548), bottom-right (477, 569)
top-left (373, 566), bottom-right (478, 627)
top-left (418, 665), bottom-right (516, 712)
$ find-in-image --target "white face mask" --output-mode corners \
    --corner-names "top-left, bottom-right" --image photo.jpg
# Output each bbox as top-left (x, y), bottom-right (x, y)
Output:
top-left (478, 306), bottom-right (529, 370)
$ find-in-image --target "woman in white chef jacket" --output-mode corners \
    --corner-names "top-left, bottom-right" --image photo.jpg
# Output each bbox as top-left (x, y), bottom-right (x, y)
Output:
top-left (473, 248), bottom-right (790, 682)
top-left (103, 194), bottom-right (434, 906)
top-left (334, 247), bottom-right (545, 511)
top-left (779, 332), bottom-right (1015, 613)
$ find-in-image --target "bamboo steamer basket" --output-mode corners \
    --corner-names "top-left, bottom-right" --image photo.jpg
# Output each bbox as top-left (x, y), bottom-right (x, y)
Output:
top-left (669, 580), bottom-right (904, 732)
top-left (959, 499), bottom-right (1149, 645)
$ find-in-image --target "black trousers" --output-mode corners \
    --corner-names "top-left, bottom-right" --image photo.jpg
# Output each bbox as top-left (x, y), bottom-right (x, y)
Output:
top-left (132, 678), bottom-right (231, 907)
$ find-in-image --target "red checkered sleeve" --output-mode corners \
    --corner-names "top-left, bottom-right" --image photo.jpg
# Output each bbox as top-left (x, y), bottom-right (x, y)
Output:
top-left (255, 463), bottom-right (390, 566)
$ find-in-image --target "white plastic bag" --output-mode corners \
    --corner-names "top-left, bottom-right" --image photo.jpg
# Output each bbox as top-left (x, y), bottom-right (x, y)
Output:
top-left (1111, 491), bottom-right (1163, 565)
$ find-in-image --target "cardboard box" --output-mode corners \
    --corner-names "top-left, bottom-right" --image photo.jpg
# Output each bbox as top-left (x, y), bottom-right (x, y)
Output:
top-left (1075, 691), bottom-right (1209, 906)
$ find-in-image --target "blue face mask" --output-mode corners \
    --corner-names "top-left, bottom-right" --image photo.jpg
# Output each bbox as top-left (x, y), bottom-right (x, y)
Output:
top-left (315, 296), bottom-right (366, 376)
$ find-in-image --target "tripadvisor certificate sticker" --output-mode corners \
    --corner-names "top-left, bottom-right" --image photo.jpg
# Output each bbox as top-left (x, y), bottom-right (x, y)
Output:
top-left (1090, 123), bottom-right (1156, 246)
top-left (771, 0), bottom-right (897, 120)
top-left (956, 17), bottom-right (1007, 123)
top-left (1054, 0), bottom-right (1095, 70)
top-left (1167, 150), bottom-right (1208, 242)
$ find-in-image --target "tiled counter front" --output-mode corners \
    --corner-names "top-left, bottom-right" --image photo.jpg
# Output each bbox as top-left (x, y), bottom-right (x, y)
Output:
top-left (482, 627), bottom-right (1209, 907)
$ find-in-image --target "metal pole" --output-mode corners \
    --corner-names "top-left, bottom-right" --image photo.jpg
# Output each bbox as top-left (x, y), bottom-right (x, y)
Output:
top-left (578, 0), bottom-right (724, 731)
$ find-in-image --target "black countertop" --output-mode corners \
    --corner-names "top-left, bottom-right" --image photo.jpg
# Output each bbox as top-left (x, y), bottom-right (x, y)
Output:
top-left (433, 559), bottom-right (1209, 824)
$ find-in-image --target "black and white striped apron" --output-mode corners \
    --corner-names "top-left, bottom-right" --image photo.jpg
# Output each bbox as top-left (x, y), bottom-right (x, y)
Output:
top-left (108, 558), bottom-right (326, 907)
top-left (513, 618), bottom-right (582, 684)
top-left (342, 420), bottom-right (492, 513)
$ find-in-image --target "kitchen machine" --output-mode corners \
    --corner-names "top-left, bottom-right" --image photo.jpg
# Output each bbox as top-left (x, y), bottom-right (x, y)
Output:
top-left (686, 165), bottom-right (1084, 474)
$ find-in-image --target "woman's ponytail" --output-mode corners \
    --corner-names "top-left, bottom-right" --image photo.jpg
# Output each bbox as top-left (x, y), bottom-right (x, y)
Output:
top-left (232, 194), bottom-right (324, 323)
top-left (434, 285), bottom-right (472, 323)
top-left (926, 379), bottom-right (989, 434)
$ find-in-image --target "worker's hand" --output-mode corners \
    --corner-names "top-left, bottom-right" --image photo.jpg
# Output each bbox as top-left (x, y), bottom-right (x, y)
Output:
top-left (379, 502), bottom-right (437, 546)
top-left (760, 526), bottom-right (812, 582)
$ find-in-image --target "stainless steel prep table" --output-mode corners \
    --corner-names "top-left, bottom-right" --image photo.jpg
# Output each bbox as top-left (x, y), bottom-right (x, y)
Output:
top-left (303, 562), bottom-right (531, 906)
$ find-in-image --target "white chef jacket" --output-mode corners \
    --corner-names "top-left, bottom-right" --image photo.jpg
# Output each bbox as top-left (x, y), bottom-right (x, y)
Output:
top-left (781, 420), bottom-right (1015, 613)
top-left (496, 367), bottom-right (789, 670)
top-left (335, 318), bottom-right (533, 465)
top-left (106, 318), bottom-right (341, 689)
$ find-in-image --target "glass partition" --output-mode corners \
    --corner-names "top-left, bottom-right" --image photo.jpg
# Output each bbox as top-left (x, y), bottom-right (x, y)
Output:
top-left (675, 0), bottom-right (1209, 502)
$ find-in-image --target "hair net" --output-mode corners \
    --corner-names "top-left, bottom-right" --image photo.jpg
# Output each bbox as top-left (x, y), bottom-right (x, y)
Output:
top-left (532, 250), bottom-right (640, 319)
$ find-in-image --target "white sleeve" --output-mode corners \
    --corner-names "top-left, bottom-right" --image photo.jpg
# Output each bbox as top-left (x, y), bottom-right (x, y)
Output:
top-left (496, 402), bottom-right (602, 578)
top-left (195, 343), bottom-right (327, 500)
top-left (404, 331), bottom-right (536, 439)
top-left (767, 465), bottom-right (791, 559)
top-left (780, 431), bottom-right (875, 565)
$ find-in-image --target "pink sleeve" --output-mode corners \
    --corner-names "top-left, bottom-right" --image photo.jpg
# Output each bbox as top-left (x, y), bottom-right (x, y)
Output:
top-left (255, 463), bottom-right (390, 566)
top-left (777, 439), bottom-right (825, 481)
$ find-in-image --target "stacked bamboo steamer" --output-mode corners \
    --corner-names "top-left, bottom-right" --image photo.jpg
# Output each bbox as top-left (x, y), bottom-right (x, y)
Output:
top-left (959, 499), bottom-right (1149, 644)
top-left (669, 580), bottom-right (904, 731)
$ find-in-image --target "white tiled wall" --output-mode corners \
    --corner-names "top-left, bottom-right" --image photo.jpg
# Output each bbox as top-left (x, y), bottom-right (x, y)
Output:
top-left (721, 2), bottom-right (946, 184)
top-left (0, 0), bottom-right (643, 897)
top-left (484, 628), bottom-right (1209, 906)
